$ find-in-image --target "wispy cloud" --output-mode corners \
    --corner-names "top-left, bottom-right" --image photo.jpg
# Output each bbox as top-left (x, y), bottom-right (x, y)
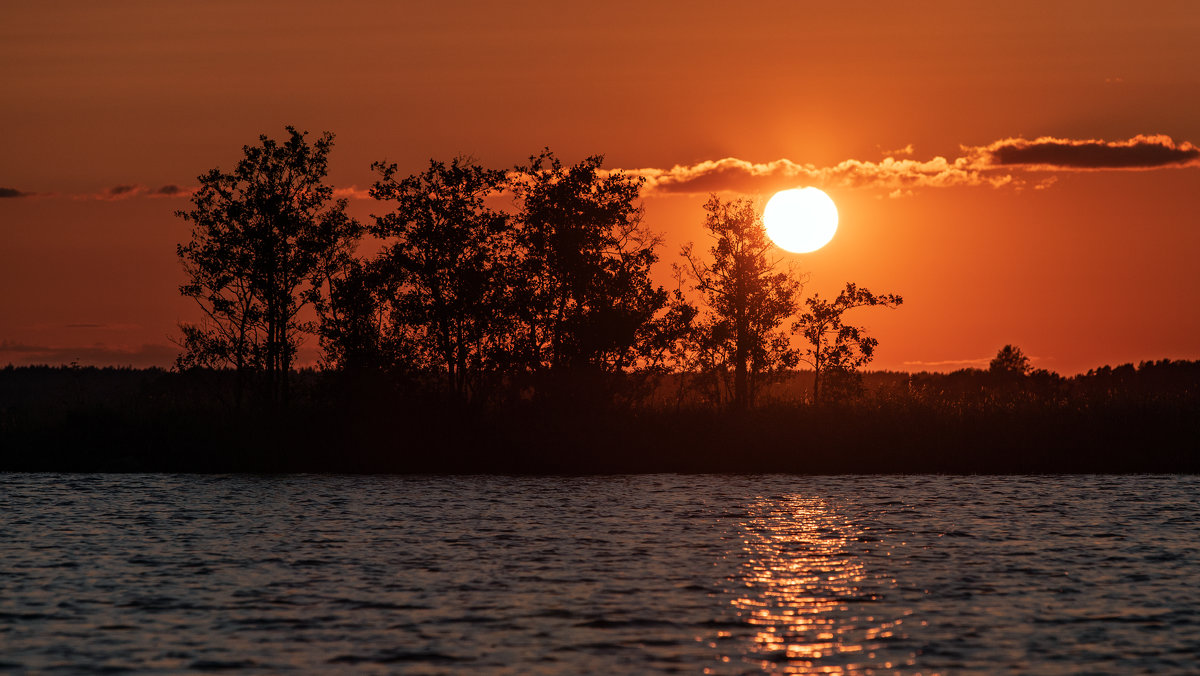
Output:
top-left (0, 187), bottom-right (34, 198)
top-left (153, 184), bottom-right (192, 197)
top-left (882, 143), bottom-right (915, 157)
top-left (73, 184), bottom-right (145, 201)
top-left (618, 134), bottom-right (1198, 196)
top-left (68, 184), bottom-right (195, 201)
top-left (333, 185), bottom-right (372, 200)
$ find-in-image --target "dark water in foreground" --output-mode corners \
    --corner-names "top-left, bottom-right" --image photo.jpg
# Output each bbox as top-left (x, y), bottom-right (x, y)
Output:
top-left (1, 475), bottom-right (1197, 674)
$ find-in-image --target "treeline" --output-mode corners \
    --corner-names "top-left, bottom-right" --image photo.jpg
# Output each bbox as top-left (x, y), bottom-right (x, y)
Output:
top-left (174, 127), bottom-right (899, 412)
top-left (6, 359), bottom-right (1199, 414)
top-left (2, 359), bottom-right (1197, 473)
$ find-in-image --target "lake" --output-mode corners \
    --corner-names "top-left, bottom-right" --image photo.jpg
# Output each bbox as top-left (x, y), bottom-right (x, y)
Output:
top-left (1, 474), bottom-right (1197, 673)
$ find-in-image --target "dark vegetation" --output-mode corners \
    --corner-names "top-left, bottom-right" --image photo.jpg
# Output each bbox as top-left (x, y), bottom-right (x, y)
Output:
top-left (3, 361), bottom-right (1198, 473)
top-left (3, 128), bottom-right (1198, 473)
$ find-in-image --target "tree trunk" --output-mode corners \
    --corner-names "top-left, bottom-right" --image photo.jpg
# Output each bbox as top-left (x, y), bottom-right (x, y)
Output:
top-left (734, 343), bottom-right (747, 411)
top-left (812, 345), bottom-right (823, 406)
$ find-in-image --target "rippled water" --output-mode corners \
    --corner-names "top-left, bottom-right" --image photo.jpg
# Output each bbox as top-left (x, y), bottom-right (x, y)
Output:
top-left (1, 474), bottom-right (1197, 674)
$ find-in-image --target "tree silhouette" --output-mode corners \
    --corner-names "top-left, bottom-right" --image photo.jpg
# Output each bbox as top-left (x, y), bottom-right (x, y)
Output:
top-left (362, 157), bottom-right (511, 403)
top-left (176, 127), bottom-right (360, 407)
top-left (509, 150), bottom-right (677, 401)
top-left (990, 344), bottom-right (1032, 376)
top-left (680, 196), bottom-right (803, 410)
top-left (794, 282), bottom-right (902, 405)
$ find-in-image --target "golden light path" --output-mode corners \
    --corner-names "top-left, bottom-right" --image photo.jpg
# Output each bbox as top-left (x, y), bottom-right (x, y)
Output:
top-left (763, 187), bottom-right (839, 253)
top-left (719, 495), bottom-right (915, 674)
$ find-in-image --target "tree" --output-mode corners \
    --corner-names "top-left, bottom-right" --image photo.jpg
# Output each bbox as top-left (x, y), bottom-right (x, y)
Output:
top-left (680, 195), bottom-right (803, 410)
top-left (508, 150), bottom-right (678, 400)
top-left (362, 157), bottom-right (511, 403)
top-left (990, 344), bottom-right (1032, 376)
top-left (794, 282), bottom-right (902, 405)
top-left (316, 257), bottom-right (394, 376)
top-left (176, 126), bottom-right (361, 407)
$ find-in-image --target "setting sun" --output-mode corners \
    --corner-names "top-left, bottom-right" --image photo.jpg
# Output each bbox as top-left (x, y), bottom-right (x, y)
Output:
top-left (763, 187), bottom-right (839, 253)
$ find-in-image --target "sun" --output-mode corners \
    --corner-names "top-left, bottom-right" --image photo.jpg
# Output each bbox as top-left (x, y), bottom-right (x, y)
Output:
top-left (762, 187), bottom-right (838, 253)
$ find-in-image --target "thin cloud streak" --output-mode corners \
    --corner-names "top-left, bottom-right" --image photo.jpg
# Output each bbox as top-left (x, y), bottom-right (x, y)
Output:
top-left (903, 354), bottom-right (1046, 370)
top-left (0, 340), bottom-right (177, 368)
top-left (902, 358), bottom-right (993, 369)
top-left (63, 184), bottom-right (196, 201)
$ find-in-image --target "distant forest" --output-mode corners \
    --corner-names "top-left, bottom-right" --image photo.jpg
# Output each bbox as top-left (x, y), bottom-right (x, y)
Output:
top-left (3, 128), bottom-right (1198, 473)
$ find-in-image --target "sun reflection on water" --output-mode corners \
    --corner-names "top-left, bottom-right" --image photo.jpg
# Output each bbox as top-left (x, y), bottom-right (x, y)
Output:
top-left (722, 495), bottom-right (915, 674)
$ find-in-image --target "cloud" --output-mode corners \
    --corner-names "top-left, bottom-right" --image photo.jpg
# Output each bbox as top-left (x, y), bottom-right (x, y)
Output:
top-left (64, 184), bottom-right (195, 201)
top-left (616, 133), bottom-right (1198, 196)
top-left (0, 187), bottom-right (33, 198)
top-left (974, 134), bottom-right (1200, 170)
top-left (153, 184), bottom-right (191, 197)
top-left (333, 185), bottom-right (372, 200)
top-left (882, 143), bottom-right (915, 156)
top-left (74, 184), bottom-right (147, 201)
top-left (622, 155), bottom-right (1013, 195)
top-left (0, 340), bottom-right (178, 368)
top-left (103, 184), bottom-right (143, 200)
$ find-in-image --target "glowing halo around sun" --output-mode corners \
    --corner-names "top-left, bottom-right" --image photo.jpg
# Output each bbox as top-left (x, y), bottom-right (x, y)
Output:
top-left (762, 187), bottom-right (839, 253)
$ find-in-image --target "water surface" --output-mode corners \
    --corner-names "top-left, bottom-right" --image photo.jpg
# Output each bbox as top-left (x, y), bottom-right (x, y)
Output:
top-left (2, 474), bottom-right (1197, 673)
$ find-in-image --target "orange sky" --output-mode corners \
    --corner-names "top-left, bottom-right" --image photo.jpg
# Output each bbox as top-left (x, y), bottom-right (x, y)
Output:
top-left (3, 1), bottom-right (1199, 373)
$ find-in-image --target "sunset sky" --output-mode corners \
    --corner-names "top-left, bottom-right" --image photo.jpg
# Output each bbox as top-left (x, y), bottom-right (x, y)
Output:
top-left (3, 1), bottom-right (1198, 374)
